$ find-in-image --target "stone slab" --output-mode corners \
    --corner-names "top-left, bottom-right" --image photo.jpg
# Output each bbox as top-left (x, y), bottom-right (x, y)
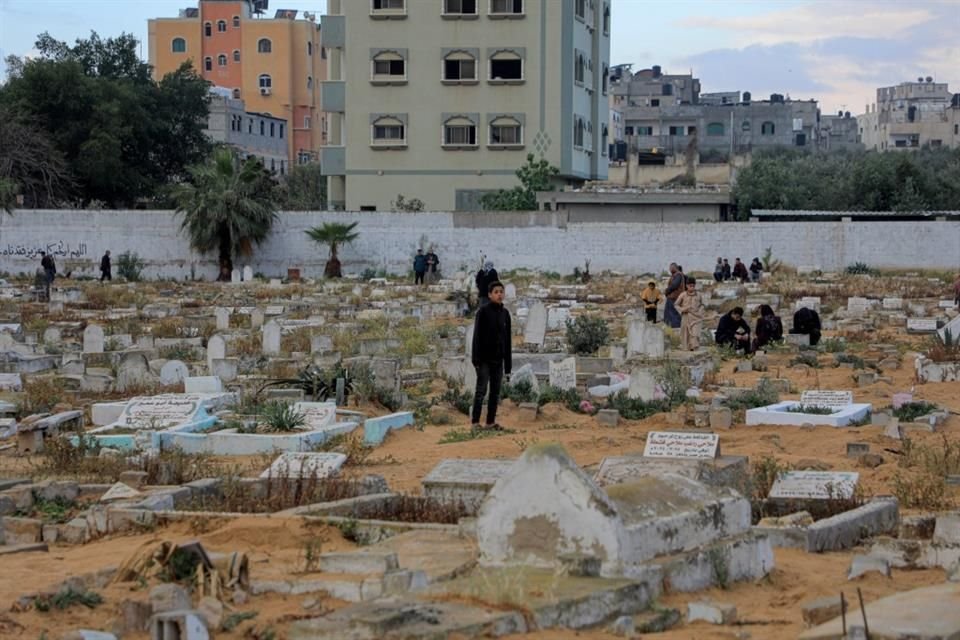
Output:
top-left (799, 390), bottom-right (853, 408)
top-left (593, 455), bottom-right (749, 491)
top-left (643, 431), bottom-right (719, 459)
top-left (769, 471), bottom-right (859, 500)
top-left (259, 452), bottom-right (347, 479)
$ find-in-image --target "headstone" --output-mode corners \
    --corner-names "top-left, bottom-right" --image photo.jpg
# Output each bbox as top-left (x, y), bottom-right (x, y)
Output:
top-left (116, 354), bottom-right (151, 391)
top-left (523, 302), bottom-right (547, 346)
top-left (891, 392), bottom-right (913, 409)
top-left (117, 394), bottom-right (205, 430)
top-left (938, 315), bottom-right (960, 343)
top-left (265, 305), bottom-right (284, 316)
top-left (293, 401), bottom-right (337, 429)
top-left (643, 431), bottom-right (720, 459)
top-left (907, 318), bottom-right (938, 333)
top-left (769, 470), bottom-right (859, 500)
top-left (465, 323), bottom-right (475, 360)
top-left (100, 482), bottom-right (142, 502)
top-left (627, 367), bottom-right (659, 401)
top-left (262, 320), bottom-right (281, 355)
top-left (504, 283), bottom-right (516, 300)
top-left (160, 360), bottom-right (189, 386)
top-left (184, 376), bottom-right (223, 393)
top-left (799, 390), bottom-right (853, 408)
top-left (627, 319), bottom-right (665, 358)
top-left (881, 298), bottom-right (903, 310)
top-left (509, 363), bottom-right (539, 394)
top-left (214, 307), bottom-right (229, 330)
top-left (311, 335), bottom-right (333, 354)
top-left (939, 299), bottom-right (957, 309)
top-left (242, 265), bottom-right (253, 282)
top-left (547, 306), bottom-right (570, 331)
top-left (335, 378), bottom-right (345, 406)
top-left (83, 324), bottom-right (104, 354)
top-left (231, 269), bottom-right (241, 284)
top-left (259, 452), bottom-right (346, 479)
top-left (422, 458), bottom-right (516, 509)
top-left (206, 335), bottom-right (226, 373)
top-left (42, 327), bottom-right (62, 345)
top-left (846, 297), bottom-right (870, 316)
top-left (251, 308), bottom-right (265, 329)
top-left (548, 357), bottom-right (577, 390)
top-left (210, 359), bottom-right (238, 382)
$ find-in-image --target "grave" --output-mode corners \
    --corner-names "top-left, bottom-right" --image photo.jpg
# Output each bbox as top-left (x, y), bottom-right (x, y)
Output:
top-left (262, 320), bottom-right (281, 355)
top-left (627, 320), bottom-right (665, 358)
top-left (259, 452), bottom-right (347, 479)
top-left (160, 360), bottom-right (189, 386)
top-left (523, 302), bottom-right (547, 346)
top-left (83, 324), bottom-right (104, 354)
top-left (214, 307), bottom-right (230, 330)
top-left (643, 431), bottom-right (719, 459)
top-left (548, 357), bottom-right (577, 390)
top-left (907, 318), bottom-right (938, 333)
top-left (746, 390), bottom-right (871, 427)
top-left (422, 459), bottom-right (516, 511)
top-left (294, 402), bottom-right (337, 430)
top-left (769, 471), bottom-right (859, 501)
top-left (594, 454), bottom-right (749, 492)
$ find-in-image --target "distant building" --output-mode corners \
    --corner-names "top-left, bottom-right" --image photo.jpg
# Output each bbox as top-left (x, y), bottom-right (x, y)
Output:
top-left (818, 112), bottom-right (861, 152)
top-left (536, 186), bottom-right (732, 222)
top-left (857, 79), bottom-right (960, 150)
top-left (204, 91), bottom-right (288, 174)
top-left (148, 0), bottom-right (327, 168)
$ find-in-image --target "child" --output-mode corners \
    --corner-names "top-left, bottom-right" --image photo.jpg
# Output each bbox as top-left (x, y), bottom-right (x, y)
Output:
top-left (675, 277), bottom-right (704, 350)
top-left (641, 281), bottom-right (663, 323)
top-left (471, 281), bottom-right (512, 429)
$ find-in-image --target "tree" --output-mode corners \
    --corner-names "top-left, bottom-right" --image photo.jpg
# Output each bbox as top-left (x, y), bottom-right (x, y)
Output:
top-left (481, 153), bottom-right (560, 210)
top-left (306, 222), bottom-right (359, 278)
top-left (174, 148), bottom-right (279, 281)
top-left (0, 178), bottom-right (18, 214)
top-left (0, 108), bottom-right (73, 207)
top-left (282, 163), bottom-right (327, 210)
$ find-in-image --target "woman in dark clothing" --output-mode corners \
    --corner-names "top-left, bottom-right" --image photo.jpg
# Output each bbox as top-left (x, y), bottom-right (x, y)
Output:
top-left (792, 307), bottom-right (822, 346)
top-left (753, 304), bottom-right (783, 351)
top-left (475, 260), bottom-right (499, 306)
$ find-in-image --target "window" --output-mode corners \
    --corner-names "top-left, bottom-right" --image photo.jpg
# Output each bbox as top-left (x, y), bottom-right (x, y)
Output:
top-left (573, 117), bottom-right (585, 147)
top-left (371, 115), bottom-right (406, 146)
top-left (232, 88), bottom-right (241, 99)
top-left (233, 15), bottom-right (240, 28)
top-left (258, 38), bottom-right (272, 53)
top-left (204, 57), bottom-right (212, 71)
top-left (795, 133), bottom-right (806, 146)
top-left (258, 74), bottom-right (272, 89)
top-left (651, 98), bottom-right (660, 107)
top-left (575, 52), bottom-right (585, 84)
top-left (489, 116), bottom-right (523, 147)
top-left (955, 124), bottom-right (959, 135)
top-left (687, 125), bottom-right (696, 135)
top-left (270, 122), bottom-right (275, 137)
top-left (260, 120), bottom-right (265, 135)
top-left (602, 124), bottom-right (608, 156)
top-left (575, 0), bottom-right (585, 19)
top-left (636, 126), bottom-right (653, 135)
top-left (489, 49), bottom-right (523, 82)
top-left (602, 64), bottom-right (608, 94)
top-left (490, 0), bottom-right (523, 16)
top-left (662, 83), bottom-right (673, 96)
top-left (761, 121), bottom-right (775, 135)
top-left (218, 54), bottom-right (227, 66)
top-left (444, 117), bottom-right (478, 147)
top-left (279, 124), bottom-right (285, 139)
top-left (444, 0), bottom-right (477, 15)
top-left (742, 121), bottom-right (750, 132)
top-left (171, 38), bottom-right (187, 53)
top-left (443, 50), bottom-right (477, 82)
top-left (308, 42), bottom-right (313, 56)
top-left (706, 122), bottom-right (724, 136)
top-left (270, 158), bottom-right (276, 171)
top-left (668, 126), bottom-right (683, 136)
top-left (371, 0), bottom-right (405, 13)
top-left (307, 76), bottom-right (313, 90)
top-left (603, 3), bottom-right (610, 34)
top-left (625, 126), bottom-right (633, 135)
top-left (217, 20), bottom-right (227, 32)
top-left (304, 116), bottom-right (311, 129)
top-left (280, 161), bottom-right (285, 176)
top-left (233, 49), bottom-right (240, 62)
top-left (248, 118), bottom-right (253, 134)
top-left (930, 139), bottom-right (942, 147)
top-left (371, 51), bottom-right (406, 82)
top-left (204, 22), bottom-right (212, 37)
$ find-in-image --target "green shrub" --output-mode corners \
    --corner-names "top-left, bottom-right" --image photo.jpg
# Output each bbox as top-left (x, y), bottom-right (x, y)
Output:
top-left (565, 315), bottom-right (610, 355)
top-left (117, 251), bottom-right (146, 282)
top-left (892, 401), bottom-right (939, 422)
top-left (536, 385), bottom-right (581, 409)
top-left (784, 404), bottom-right (836, 415)
top-left (260, 401), bottom-right (306, 433)
top-left (501, 379), bottom-right (537, 404)
top-left (725, 379), bottom-right (780, 411)
top-left (606, 390), bottom-right (671, 420)
top-left (845, 262), bottom-right (873, 275)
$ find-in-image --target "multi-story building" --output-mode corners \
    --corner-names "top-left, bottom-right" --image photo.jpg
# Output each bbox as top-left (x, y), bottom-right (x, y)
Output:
top-left (148, 0), bottom-right (327, 168)
top-left (818, 112), bottom-right (861, 152)
top-left (320, 0), bottom-right (611, 211)
top-left (205, 90), bottom-right (289, 173)
top-left (857, 79), bottom-right (960, 150)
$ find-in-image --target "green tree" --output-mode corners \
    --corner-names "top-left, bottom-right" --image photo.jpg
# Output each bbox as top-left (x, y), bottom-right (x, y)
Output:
top-left (282, 163), bottom-right (327, 210)
top-left (305, 222), bottom-right (359, 278)
top-left (174, 148), bottom-right (279, 281)
top-left (481, 153), bottom-right (560, 210)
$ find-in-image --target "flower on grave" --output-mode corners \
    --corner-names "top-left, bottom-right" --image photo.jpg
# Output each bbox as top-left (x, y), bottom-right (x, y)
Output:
top-left (580, 400), bottom-right (595, 414)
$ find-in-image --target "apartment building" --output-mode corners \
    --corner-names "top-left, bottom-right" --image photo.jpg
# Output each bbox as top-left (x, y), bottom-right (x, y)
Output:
top-left (321, 0), bottom-right (611, 211)
top-left (204, 90), bottom-right (289, 173)
top-left (858, 79), bottom-right (960, 150)
top-left (148, 0), bottom-right (326, 167)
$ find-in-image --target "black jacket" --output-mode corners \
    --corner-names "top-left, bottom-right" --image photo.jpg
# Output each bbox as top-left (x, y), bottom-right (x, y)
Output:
top-left (792, 308), bottom-right (822, 345)
top-left (476, 268), bottom-right (499, 297)
top-left (100, 254), bottom-right (111, 272)
top-left (715, 312), bottom-right (750, 345)
top-left (471, 301), bottom-right (512, 373)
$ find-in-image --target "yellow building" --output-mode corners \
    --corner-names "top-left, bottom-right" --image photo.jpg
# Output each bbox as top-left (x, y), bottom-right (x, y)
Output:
top-left (148, 0), bottom-right (327, 167)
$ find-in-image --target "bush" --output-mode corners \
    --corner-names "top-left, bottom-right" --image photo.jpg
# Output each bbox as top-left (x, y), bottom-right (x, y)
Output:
top-left (260, 401), bottom-right (306, 432)
top-left (725, 379), bottom-right (780, 411)
top-left (536, 385), bottom-right (581, 410)
top-left (501, 379), bottom-right (537, 404)
top-left (606, 390), bottom-right (671, 420)
top-left (845, 262), bottom-right (873, 275)
top-left (117, 251), bottom-right (146, 281)
top-left (565, 315), bottom-right (610, 355)
top-left (892, 401), bottom-right (939, 422)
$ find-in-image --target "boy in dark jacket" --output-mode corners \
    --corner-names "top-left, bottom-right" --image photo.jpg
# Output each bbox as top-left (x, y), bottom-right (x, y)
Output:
top-left (471, 281), bottom-right (512, 429)
top-left (715, 306), bottom-right (751, 353)
top-left (413, 249), bottom-right (427, 285)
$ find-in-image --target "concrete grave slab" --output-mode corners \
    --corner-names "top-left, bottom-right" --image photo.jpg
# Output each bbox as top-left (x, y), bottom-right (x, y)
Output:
top-left (422, 458), bottom-right (517, 511)
top-left (293, 402), bottom-right (337, 430)
top-left (769, 471), bottom-right (859, 500)
top-left (643, 431), bottom-right (719, 459)
top-left (548, 356), bottom-right (577, 390)
top-left (259, 452), bottom-right (347, 479)
top-left (594, 454), bottom-right (749, 492)
top-left (523, 302), bottom-right (547, 346)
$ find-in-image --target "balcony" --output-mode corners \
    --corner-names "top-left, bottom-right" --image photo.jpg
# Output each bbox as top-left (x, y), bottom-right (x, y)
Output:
top-left (320, 146), bottom-right (345, 176)
top-left (320, 81), bottom-right (345, 112)
top-left (320, 15), bottom-right (344, 48)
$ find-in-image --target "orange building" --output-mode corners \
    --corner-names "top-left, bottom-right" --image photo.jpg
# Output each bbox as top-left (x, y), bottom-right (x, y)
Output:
top-left (148, 0), bottom-right (326, 167)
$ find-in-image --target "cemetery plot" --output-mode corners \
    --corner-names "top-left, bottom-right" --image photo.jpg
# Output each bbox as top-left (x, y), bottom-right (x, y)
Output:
top-left (643, 431), bottom-right (720, 459)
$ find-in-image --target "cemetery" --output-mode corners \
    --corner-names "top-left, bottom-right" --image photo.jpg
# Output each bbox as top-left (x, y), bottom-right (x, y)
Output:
top-left (0, 263), bottom-right (958, 640)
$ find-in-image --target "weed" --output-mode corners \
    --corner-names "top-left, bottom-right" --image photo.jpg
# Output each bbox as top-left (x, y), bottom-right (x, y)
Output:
top-left (725, 380), bottom-right (780, 412)
top-left (159, 344), bottom-right (196, 361)
top-left (655, 361), bottom-right (691, 406)
top-left (259, 402), bottom-right (306, 433)
top-left (536, 385), bottom-right (582, 410)
top-left (501, 379), bottom-right (537, 405)
top-left (316, 432), bottom-right (398, 466)
top-left (845, 262), bottom-right (875, 275)
top-left (440, 384), bottom-right (473, 416)
top-left (784, 405), bottom-right (837, 415)
top-left (18, 377), bottom-right (64, 415)
top-left (893, 471), bottom-right (949, 509)
top-left (790, 352), bottom-right (821, 368)
top-left (34, 588), bottom-right (103, 612)
top-left (819, 338), bottom-right (846, 353)
top-left (116, 251), bottom-right (145, 282)
top-left (892, 401), bottom-right (939, 423)
top-left (223, 611), bottom-right (259, 632)
top-left (565, 315), bottom-right (610, 355)
top-left (299, 533), bottom-right (329, 573)
top-left (18, 497), bottom-right (76, 524)
top-left (281, 328), bottom-right (312, 353)
top-left (707, 548), bottom-right (730, 589)
top-left (898, 434), bottom-right (960, 476)
top-left (833, 353), bottom-right (865, 369)
top-left (512, 436), bottom-right (540, 453)
top-left (439, 425), bottom-right (516, 444)
top-left (605, 391), bottom-right (671, 420)
top-left (397, 325), bottom-right (431, 357)
top-left (539, 423), bottom-right (577, 431)
top-left (334, 518), bottom-right (361, 543)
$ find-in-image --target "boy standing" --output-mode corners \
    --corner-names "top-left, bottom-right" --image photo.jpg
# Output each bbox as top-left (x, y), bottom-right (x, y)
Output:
top-left (675, 277), bottom-right (704, 350)
top-left (413, 249), bottom-right (427, 285)
top-left (641, 281), bottom-right (663, 322)
top-left (471, 281), bottom-right (512, 429)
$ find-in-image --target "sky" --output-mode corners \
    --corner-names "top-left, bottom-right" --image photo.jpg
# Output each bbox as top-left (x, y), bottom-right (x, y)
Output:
top-left (1, 0), bottom-right (958, 113)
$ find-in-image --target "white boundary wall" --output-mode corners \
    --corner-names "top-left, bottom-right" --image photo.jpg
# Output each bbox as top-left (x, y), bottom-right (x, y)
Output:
top-left (1, 209), bottom-right (958, 279)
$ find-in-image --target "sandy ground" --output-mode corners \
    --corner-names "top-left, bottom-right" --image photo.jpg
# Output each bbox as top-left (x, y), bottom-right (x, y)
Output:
top-left (1, 332), bottom-right (958, 638)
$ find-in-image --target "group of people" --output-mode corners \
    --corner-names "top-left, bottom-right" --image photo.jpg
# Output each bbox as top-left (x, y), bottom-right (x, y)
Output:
top-left (714, 257), bottom-right (763, 283)
top-left (412, 248), bottom-right (440, 285)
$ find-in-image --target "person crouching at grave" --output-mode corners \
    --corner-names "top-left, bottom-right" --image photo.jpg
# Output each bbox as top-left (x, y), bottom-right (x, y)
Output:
top-left (675, 277), bottom-right (704, 350)
top-left (713, 257), bottom-right (724, 282)
top-left (715, 306), bottom-right (751, 354)
top-left (753, 304), bottom-right (784, 351)
top-left (749, 257), bottom-right (763, 282)
top-left (413, 249), bottom-right (427, 285)
top-left (791, 307), bottom-right (822, 346)
top-left (475, 260), bottom-right (499, 306)
top-left (471, 281), bottom-right (512, 430)
top-left (732, 257), bottom-right (749, 283)
top-left (641, 280), bottom-right (663, 323)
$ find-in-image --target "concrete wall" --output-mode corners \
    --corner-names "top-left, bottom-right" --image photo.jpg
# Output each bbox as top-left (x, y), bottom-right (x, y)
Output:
top-left (2, 210), bottom-right (958, 280)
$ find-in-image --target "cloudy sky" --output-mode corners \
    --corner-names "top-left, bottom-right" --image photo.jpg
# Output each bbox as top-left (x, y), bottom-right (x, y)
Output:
top-left (1, 0), bottom-right (957, 113)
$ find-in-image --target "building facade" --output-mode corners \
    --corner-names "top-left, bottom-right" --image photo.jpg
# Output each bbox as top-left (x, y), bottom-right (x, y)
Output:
top-left (320, 0), bottom-right (611, 211)
top-left (205, 92), bottom-right (289, 173)
top-left (857, 79), bottom-right (960, 151)
top-left (148, 0), bottom-right (327, 167)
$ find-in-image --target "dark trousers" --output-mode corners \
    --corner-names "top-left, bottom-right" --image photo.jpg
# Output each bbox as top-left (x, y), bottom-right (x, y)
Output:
top-left (471, 361), bottom-right (503, 425)
top-left (664, 298), bottom-right (681, 328)
top-left (645, 307), bottom-right (657, 322)
top-left (414, 271), bottom-right (425, 284)
top-left (100, 270), bottom-right (111, 282)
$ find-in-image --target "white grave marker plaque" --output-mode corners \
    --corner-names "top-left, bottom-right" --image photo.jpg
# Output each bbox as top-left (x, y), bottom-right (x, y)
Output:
top-left (907, 318), bottom-right (937, 333)
top-left (769, 470), bottom-right (859, 500)
top-left (120, 395), bottom-right (202, 429)
top-left (800, 390), bottom-right (853, 408)
top-left (260, 452), bottom-right (346, 479)
top-left (548, 357), bottom-right (577, 391)
top-left (643, 431), bottom-right (719, 459)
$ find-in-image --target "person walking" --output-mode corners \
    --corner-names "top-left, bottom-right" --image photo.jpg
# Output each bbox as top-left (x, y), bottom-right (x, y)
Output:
top-left (641, 281), bottom-right (663, 322)
top-left (470, 280), bottom-right (511, 430)
top-left (663, 263), bottom-right (685, 328)
top-left (99, 250), bottom-right (112, 282)
top-left (675, 277), bottom-right (704, 350)
top-left (413, 249), bottom-right (427, 285)
top-left (475, 260), bottom-right (498, 306)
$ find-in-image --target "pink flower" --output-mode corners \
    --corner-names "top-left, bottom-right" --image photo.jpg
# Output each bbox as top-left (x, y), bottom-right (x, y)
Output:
top-left (580, 400), bottom-right (594, 413)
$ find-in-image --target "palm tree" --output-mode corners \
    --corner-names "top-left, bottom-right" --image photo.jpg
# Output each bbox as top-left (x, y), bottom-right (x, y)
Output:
top-left (174, 148), bottom-right (278, 281)
top-left (305, 222), bottom-right (359, 278)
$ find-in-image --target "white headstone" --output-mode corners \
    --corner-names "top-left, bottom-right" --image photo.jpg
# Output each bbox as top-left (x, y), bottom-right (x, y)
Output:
top-left (42, 327), bottom-right (62, 345)
top-left (800, 390), bottom-right (854, 408)
top-left (262, 320), bottom-right (281, 355)
top-left (938, 315), bottom-right (960, 343)
top-left (214, 307), bottom-right (230, 330)
top-left (116, 354), bottom-right (152, 392)
top-left (547, 306), bottom-right (571, 331)
top-left (882, 297), bottom-right (903, 310)
top-left (207, 335), bottom-right (226, 373)
top-left (251, 308), bottom-right (265, 329)
top-left (265, 305), bottom-right (284, 316)
top-left (0, 373), bottom-right (23, 392)
top-left (100, 482), bottom-right (142, 502)
top-left (83, 324), bottom-right (105, 354)
top-left (906, 318), bottom-right (937, 333)
top-left (231, 269), bottom-right (241, 283)
top-left (523, 302), bottom-right (547, 346)
top-left (465, 323), bottom-right (475, 359)
top-left (293, 401), bottom-right (337, 429)
top-left (643, 431), bottom-right (719, 459)
top-left (159, 360), bottom-right (189, 386)
top-left (210, 358), bottom-right (238, 382)
top-left (627, 367), bottom-right (660, 401)
top-left (118, 394), bottom-right (204, 429)
top-left (769, 470), bottom-right (859, 500)
top-left (260, 452), bottom-right (346, 479)
top-left (939, 300), bottom-right (956, 309)
top-left (311, 335), bottom-right (333, 354)
top-left (184, 376), bottom-right (223, 393)
top-left (242, 265), bottom-right (253, 282)
top-left (504, 283), bottom-right (517, 300)
top-left (627, 319), bottom-right (665, 358)
top-left (846, 297), bottom-right (870, 316)
top-left (548, 357), bottom-right (577, 390)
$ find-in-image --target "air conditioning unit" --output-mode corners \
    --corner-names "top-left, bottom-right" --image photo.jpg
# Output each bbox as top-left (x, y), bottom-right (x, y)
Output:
top-left (260, 88), bottom-right (271, 96)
